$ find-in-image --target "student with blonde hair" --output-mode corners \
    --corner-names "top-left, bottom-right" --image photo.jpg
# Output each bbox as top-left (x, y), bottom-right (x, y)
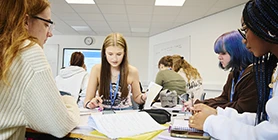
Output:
top-left (84, 33), bottom-right (146, 110)
top-left (172, 55), bottom-right (203, 100)
top-left (0, 0), bottom-right (79, 139)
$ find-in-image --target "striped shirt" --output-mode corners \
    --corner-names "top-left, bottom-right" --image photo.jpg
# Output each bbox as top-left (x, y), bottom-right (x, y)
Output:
top-left (0, 40), bottom-right (80, 140)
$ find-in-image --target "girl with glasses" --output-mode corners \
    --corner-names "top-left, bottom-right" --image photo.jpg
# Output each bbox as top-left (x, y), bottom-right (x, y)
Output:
top-left (188, 0), bottom-right (278, 139)
top-left (0, 0), bottom-right (79, 139)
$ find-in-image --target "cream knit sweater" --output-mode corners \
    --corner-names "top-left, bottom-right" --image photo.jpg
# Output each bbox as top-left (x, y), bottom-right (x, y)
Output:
top-left (0, 41), bottom-right (80, 140)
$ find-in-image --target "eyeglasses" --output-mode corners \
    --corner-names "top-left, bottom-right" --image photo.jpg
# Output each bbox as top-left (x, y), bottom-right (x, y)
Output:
top-left (32, 15), bottom-right (55, 32)
top-left (238, 25), bottom-right (247, 39)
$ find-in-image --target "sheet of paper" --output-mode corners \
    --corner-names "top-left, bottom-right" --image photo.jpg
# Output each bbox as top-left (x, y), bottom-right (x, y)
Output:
top-left (144, 82), bottom-right (163, 108)
top-left (88, 111), bottom-right (167, 139)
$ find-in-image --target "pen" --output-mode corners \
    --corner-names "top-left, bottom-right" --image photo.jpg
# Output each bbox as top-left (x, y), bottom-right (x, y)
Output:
top-left (97, 95), bottom-right (103, 103)
top-left (190, 92), bottom-right (194, 107)
top-left (190, 92), bottom-right (194, 114)
top-left (178, 95), bottom-right (185, 103)
top-left (97, 95), bottom-right (103, 111)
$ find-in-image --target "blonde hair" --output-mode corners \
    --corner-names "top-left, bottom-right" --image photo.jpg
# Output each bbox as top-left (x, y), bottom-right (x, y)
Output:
top-left (172, 55), bottom-right (202, 82)
top-left (99, 33), bottom-right (129, 99)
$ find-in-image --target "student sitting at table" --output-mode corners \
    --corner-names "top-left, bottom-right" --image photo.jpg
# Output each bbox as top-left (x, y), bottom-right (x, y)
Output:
top-left (55, 51), bottom-right (89, 108)
top-left (0, 0), bottom-right (79, 139)
top-left (172, 54), bottom-right (204, 100)
top-left (84, 33), bottom-right (146, 110)
top-left (184, 30), bottom-right (258, 113)
top-left (189, 1), bottom-right (278, 139)
top-left (155, 55), bottom-right (187, 96)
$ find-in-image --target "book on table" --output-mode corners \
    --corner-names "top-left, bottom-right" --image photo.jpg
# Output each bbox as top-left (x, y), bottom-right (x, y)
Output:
top-left (170, 119), bottom-right (211, 139)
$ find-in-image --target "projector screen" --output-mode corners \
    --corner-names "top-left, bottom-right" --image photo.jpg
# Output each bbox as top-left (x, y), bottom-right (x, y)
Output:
top-left (63, 48), bottom-right (101, 74)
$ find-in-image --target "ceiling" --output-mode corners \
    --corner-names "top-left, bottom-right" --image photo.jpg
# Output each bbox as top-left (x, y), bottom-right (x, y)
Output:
top-left (49, 0), bottom-right (248, 37)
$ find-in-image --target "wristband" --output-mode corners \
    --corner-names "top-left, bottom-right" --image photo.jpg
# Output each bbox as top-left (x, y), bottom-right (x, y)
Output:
top-left (85, 101), bottom-right (91, 109)
top-left (140, 94), bottom-right (145, 104)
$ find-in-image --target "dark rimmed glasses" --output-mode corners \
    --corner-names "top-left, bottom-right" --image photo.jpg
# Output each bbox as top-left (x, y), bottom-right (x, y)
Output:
top-left (238, 25), bottom-right (247, 39)
top-left (32, 15), bottom-right (55, 32)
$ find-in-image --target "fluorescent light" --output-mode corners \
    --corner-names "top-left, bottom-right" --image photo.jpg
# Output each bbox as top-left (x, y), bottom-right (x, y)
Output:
top-left (155, 0), bottom-right (185, 6)
top-left (65, 0), bottom-right (95, 4)
top-left (71, 26), bottom-right (91, 31)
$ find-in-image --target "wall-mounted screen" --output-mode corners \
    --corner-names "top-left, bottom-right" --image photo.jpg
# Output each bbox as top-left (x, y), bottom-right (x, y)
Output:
top-left (63, 48), bottom-right (101, 73)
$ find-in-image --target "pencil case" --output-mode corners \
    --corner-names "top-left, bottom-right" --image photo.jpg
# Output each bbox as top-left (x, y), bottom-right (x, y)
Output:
top-left (140, 108), bottom-right (171, 124)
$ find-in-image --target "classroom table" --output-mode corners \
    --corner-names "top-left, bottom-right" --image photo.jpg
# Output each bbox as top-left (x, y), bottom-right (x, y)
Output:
top-left (25, 107), bottom-right (199, 140)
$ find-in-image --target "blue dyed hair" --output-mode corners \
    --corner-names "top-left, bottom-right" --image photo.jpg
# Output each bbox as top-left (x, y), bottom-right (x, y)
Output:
top-left (214, 30), bottom-right (253, 71)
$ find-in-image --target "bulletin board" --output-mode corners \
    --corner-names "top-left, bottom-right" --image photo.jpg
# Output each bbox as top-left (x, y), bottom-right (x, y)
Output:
top-left (152, 36), bottom-right (191, 80)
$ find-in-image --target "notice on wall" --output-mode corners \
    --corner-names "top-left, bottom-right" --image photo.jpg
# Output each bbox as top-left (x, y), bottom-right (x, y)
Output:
top-left (152, 36), bottom-right (191, 80)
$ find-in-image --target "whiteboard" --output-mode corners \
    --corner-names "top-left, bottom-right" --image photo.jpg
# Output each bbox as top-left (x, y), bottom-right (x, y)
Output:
top-left (44, 44), bottom-right (59, 77)
top-left (152, 36), bottom-right (191, 80)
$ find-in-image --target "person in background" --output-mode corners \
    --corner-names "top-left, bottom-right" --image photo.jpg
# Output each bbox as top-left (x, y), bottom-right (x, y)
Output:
top-left (155, 55), bottom-right (187, 96)
top-left (55, 51), bottom-right (89, 108)
top-left (0, 0), bottom-right (79, 139)
top-left (172, 55), bottom-right (204, 100)
top-left (185, 30), bottom-right (258, 113)
top-left (84, 33), bottom-right (146, 110)
top-left (188, 0), bottom-right (278, 139)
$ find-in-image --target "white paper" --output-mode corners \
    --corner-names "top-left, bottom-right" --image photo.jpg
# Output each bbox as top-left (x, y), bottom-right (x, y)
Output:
top-left (88, 111), bottom-right (167, 139)
top-left (144, 82), bottom-right (163, 108)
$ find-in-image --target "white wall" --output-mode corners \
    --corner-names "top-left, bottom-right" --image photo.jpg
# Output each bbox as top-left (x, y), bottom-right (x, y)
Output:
top-left (149, 5), bottom-right (245, 98)
top-left (44, 5), bottom-right (245, 98)
top-left (45, 35), bottom-right (149, 86)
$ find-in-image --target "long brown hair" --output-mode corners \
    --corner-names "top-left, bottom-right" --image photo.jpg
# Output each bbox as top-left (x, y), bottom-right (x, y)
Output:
top-left (172, 55), bottom-right (202, 82)
top-left (99, 33), bottom-right (129, 99)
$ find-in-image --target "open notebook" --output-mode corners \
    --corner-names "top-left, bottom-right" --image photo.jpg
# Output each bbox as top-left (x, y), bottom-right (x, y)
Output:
top-left (171, 119), bottom-right (202, 133)
top-left (170, 119), bottom-right (210, 139)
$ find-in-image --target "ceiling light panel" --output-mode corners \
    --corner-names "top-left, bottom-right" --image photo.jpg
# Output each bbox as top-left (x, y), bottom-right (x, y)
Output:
top-left (155, 0), bottom-right (185, 6)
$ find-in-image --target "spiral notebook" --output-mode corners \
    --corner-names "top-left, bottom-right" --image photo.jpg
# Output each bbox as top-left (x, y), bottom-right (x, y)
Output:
top-left (171, 119), bottom-right (202, 133)
top-left (170, 119), bottom-right (210, 139)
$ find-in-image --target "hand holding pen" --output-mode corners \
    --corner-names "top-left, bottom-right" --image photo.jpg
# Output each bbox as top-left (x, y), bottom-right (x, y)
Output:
top-left (86, 95), bottom-right (103, 110)
top-left (182, 93), bottom-right (195, 112)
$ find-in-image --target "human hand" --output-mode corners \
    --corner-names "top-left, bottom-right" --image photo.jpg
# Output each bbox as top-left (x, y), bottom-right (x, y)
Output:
top-left (140, 94), bottom-right (147, 104)
top-left (87, 95), bottom-right (103, 110)
top-left (188, 103), bottom-right (217, 130)
top-left (183, 100), bottom-right (193, 111)
top-left (192, 103), bottom-right (217, 116)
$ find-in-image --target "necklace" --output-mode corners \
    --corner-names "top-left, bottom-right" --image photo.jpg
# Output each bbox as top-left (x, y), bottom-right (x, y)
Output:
top-left (269, 66), bottom-right (278, 88)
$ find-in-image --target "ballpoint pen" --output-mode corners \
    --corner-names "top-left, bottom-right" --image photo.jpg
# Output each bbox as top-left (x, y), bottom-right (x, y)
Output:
top-left (178, 95), bottom-right (185, 103)
top-left (190, 92), bottom-right (194, 114)
top-left (190, 92), bottom-right (194, 107)
top-left (97, 95), bottom-right (104, 111)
